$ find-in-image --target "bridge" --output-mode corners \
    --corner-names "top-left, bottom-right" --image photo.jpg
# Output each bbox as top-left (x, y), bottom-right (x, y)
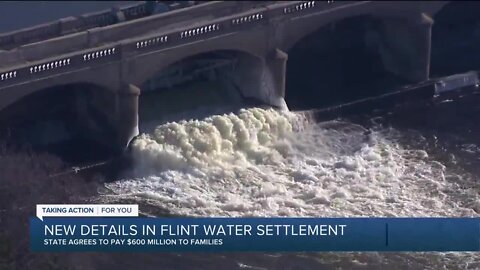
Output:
top-left (0, 1), bottom-right (454, 153)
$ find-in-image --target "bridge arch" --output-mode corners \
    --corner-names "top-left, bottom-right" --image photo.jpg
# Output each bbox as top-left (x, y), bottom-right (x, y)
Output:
top-left (0, 82), bottom-right (122, 160)
top-left (132, 48), bottom-right (285, 128)
top-left (430, 1), bottom-right (480, 77)
top-left (0, 74), bottom-right (116, 115)
top-left (130, 45), bottom-right (265, 88)
top-left (284, 14), bottom-right (414, 110)
top-left (140, 49), bottom-right (263, 85)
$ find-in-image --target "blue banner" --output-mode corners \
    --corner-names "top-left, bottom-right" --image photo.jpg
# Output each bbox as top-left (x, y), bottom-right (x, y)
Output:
top-left (30, 218), bottom-right (480, 252)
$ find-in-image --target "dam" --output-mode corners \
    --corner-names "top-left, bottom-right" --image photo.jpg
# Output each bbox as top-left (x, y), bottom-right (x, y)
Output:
top-left (0, 1), bottom-right (452, 155)
top-left (2, 1), bottom-right (480, 269)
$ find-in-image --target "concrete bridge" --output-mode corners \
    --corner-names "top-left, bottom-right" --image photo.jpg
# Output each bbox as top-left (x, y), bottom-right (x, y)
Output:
top-left (0, 1), bottom-right (451, 152)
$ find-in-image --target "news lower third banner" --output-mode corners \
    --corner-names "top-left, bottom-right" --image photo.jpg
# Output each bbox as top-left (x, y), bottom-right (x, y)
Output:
top-left (31, 204), bottom-right (480, 252)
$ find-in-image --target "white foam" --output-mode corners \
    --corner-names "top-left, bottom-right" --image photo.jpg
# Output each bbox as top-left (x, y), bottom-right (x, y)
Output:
top-left (105, 108), bottom-right (479, 218)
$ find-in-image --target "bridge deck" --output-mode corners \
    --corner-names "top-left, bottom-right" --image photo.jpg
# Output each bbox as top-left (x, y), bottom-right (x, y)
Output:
top-left (0, 1), bottom-right (282, 70)
top-left (0, 1), bottom-right (211, 51)
top-left (0, 1), bottom-right (357, 71)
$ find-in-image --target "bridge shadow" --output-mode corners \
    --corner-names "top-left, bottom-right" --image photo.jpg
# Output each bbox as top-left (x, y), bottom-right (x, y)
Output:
top-left (431, 1), bottom-right (480, 77)
top-left (0, 83), bottom-right (119, 165)
top-left (137, 50), bottom-right (270, 133)
top-left (285, 15), bottom-right (411, 111)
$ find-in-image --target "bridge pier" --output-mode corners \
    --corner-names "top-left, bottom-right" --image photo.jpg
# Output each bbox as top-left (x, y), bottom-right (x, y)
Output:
top-left (265, 48), bottom-right (289, 110)
top-left (113, 83), bottom-right (140, 153)
top-left (241, 48), bottom-right (289, 110)
top-left (376, 12), bottom-right (434, 82)
top-left (215, 50), bottom-right (288, 110)
top-left (73, 83), bottom-right (139, 154)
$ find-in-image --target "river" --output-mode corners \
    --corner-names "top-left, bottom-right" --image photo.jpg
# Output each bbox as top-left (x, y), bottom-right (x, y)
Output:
top-left (72, 86), bottom-right (480, 269)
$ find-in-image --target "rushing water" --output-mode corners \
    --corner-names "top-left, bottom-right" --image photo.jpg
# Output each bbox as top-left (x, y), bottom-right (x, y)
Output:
top-left (87, 88), bottom-right (480, 269)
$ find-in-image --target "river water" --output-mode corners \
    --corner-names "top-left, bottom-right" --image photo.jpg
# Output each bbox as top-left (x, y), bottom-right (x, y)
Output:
top-left (81, 87), bottom-right (480, 269)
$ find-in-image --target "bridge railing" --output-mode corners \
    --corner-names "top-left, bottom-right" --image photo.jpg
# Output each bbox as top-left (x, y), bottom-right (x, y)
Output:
top-left (0, 2), bottom-right (239, 70)
top-left (122, 1), bottom-right (351, 56)
top-left (0, 1), bottom-right (271, 87)
top-left (0, 1), bottom-right (356, 88)
top-left (0, 2), bottom-right (157, 50)
top-left (89, 1), bottom-right (275, 51)
top-left (0, 1), bottom-right (227, 51)
top-left (0, 44), bottom-right (121, 88)
top-left (120, 1), bottom-right (275, 58)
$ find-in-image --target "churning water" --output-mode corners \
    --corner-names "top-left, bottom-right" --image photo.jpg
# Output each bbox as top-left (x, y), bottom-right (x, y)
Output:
top-left (93, 89), bottom-right (480, 269)
top-left (105, 104), bottom-right (479, 218)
